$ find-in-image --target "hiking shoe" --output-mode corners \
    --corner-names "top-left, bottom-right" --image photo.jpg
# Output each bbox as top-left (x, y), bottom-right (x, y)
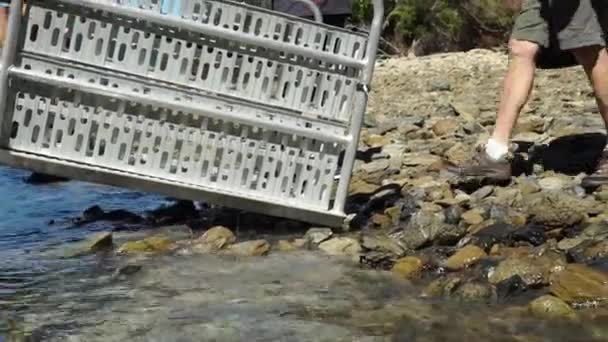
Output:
top-left (582, 150), bottom-right (608, 188)
top-left (446, 149), bottom-right (512, 181)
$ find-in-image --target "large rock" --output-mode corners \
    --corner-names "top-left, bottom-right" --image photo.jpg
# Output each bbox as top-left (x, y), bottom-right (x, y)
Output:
top-left (319, 237), bottom-right (362, 256)
top-left (392, 256), bottom-right (424, 279)
top-left (443, 245), bottom-right (487, 271)
top-left (528, 192), bottom-right (587, 228)
top-left (305, 228), bottom-right (333, 245)
top-left (488, 257), bottom-right (546, 286)
top-left (118, 235), bottom-right (173, 254)
top-left (65, 232), bottom-right (114, 258)
top-left (193, 226), bottom-right (236, 253)
top-left (226, 240), bottom-right (271, 257)
top-left (391, 210), bottom-right (466, 250)
top-left (550, 264), bottom-right (608, 304)
top-left (361, 234), bottom-right (406, 257)
top-left (87, 232), bottom-right (114, 252)
top-left (529, 295), bottom-right (576, 319)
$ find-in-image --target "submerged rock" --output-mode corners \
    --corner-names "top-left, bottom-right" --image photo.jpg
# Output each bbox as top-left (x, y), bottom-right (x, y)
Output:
top-left (65, 232), bottom-right (114, 258)
top-left (226, 240), bottom-right (271, 257)
top-left (550, 264), bottom-right (608, 305)
top-left (318, 237), bottom-right (362, 256)
top-left (117, 235), bottom-right (173, 254)
top-left (455, 282), bottom-right (493, 301)
top-left (528, 295), bottom-right (576, 320)
top-left (392, 256), bottom-right (424, 279)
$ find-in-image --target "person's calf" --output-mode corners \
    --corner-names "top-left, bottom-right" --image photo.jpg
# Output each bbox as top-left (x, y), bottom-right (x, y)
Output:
top-left (571, 46), bottom-right (608, 131)
top-left (488, 39), bottom-right (540, 160)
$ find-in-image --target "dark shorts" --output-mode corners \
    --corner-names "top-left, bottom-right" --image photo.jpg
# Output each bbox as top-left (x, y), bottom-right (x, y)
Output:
top-left (511, 0), bottom-right (608, 69)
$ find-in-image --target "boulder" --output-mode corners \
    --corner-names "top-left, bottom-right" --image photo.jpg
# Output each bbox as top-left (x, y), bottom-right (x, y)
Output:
top-left (305, 228), bottom-right (333, 245)
top-left (226, 240), bottom-right (271, 257)
top-left (319, 237), bottom-right (362, 256)
top-left (193, 226), bottom-right (236, 253)
top-left (117, 235), bottom-right (173, 254)
top-left (488, 257), bottom-right (545, 287)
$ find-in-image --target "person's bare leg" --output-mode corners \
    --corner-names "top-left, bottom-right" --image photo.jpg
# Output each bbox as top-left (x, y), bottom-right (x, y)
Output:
top-left (447, 39), bottom-right (540, 180)
top-left (0, 7), bottom-right (8, 48)
top-left (490, 39), bottom-right (541, 148)
top-left (572, 45), bottom-right (608, 186)
top-left (571, 46), bottom-right (608, 129)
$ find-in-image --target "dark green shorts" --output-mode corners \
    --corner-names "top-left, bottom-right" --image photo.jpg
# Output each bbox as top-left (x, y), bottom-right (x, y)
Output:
top-left (511, 0), bottom-right (608, 68)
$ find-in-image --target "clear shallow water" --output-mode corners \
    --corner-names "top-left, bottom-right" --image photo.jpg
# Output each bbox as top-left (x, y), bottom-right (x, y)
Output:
top-left (2, 166), bottom-right (608, 341)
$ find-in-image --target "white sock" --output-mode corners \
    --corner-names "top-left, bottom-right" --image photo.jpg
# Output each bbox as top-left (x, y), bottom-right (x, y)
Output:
top-left (485, 138), bottom-right (509, 161)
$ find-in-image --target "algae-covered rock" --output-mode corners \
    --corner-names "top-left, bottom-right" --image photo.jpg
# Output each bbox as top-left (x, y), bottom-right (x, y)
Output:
top-left (118, 235), bottom-right (173, 254)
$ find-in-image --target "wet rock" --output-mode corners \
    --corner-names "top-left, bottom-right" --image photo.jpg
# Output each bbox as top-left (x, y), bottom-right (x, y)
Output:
top-left (87, 232), bottom-right (114, 252)
top-left (193, 226), bottom-right (236, 253)
top-left (467, 222), bottom-right (515, 251)
top-left (277, 239), bottom-right (306, 252)
top-left (515, 177), bottom-right (541, 196)
top-left (550, 264), bottom-right (608, 304)
top-left (392, 256), bottom-right (424, 279)
top-left (83, 205), bottom-right (105, 221)
top-left (489, 257), bottom-right (545, 287)
top-left (455, 282), bottom-right (493, 301)
top-left (529, 192), bottom-right (586, 228)
top-left (528, 295), bottom-right (576, 320)
top-left (391, 209), bottom-right (465, 250)
top-left (443, 245), bottom-right (487, 271)
top-left (147, 200), bottom-right (198, 224)
top-left (319, 237), bottom-right (362, 256)
top-left (79, 206), bottom-right (143, 224)
top-left (432, 118), bottom-right (460, 136)
top-left (509, 224), bottom-right (547, 246)
top-left (495, 275), bottom-right (529, 301)
top-left (305, 228), bottom-right (333, 245)
top-left (226, 240), bottom-right (271, 257)
top-left (359, 251), bottom-right (398, 270)
top-left (24, 172), bottom-right (69, 184)
top-left (559, 223), bottom-right (608, 252)
top-left (117, 235), bottom-right (173, 254)
top-left (361, 234), bottom-right (406, 258)
top-left (65, 232), bottom-right (114, 257)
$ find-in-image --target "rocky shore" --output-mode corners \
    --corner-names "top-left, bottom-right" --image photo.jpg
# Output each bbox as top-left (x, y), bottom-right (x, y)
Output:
top-left (72, 48), bottom-right (608, 324)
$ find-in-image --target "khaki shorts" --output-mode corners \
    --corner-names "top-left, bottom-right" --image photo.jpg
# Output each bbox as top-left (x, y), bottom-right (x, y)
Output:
top-left (511, 0), bottom-right (608, 69)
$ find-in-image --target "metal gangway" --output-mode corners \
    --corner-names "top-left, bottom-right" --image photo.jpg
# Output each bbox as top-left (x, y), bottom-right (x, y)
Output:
top-left (0, 0), bottom-right (383, 226)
